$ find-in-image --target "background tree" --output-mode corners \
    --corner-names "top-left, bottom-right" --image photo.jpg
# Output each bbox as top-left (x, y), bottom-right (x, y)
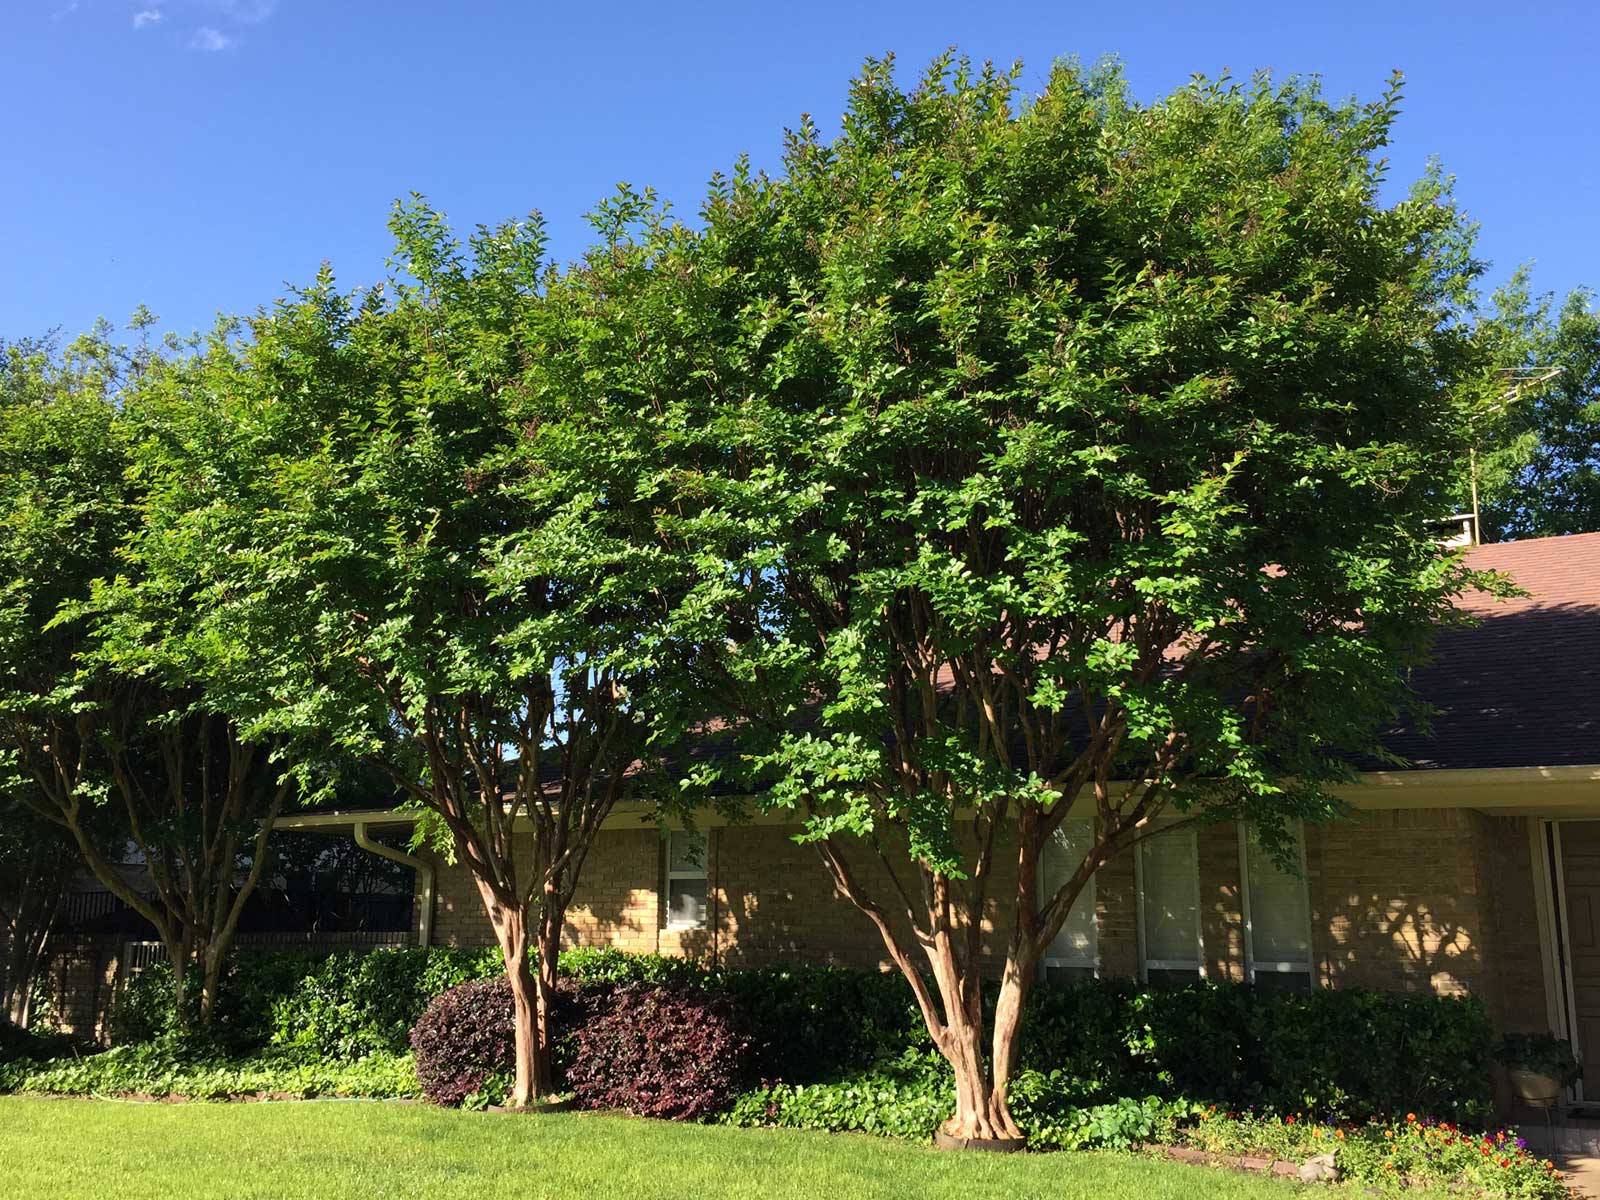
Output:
top-left (133, 206), bottom-right (703, 1105)
top-left (0, 796), bottom-right (77, 1026)
top-left (633, 57), bottom-right (1496, 1141)
top-left (1470, 271), bottom-right (1600, 540)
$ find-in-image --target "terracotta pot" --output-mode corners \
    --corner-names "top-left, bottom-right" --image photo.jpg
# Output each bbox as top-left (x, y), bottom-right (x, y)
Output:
top-left (1508, 1067), bottom-right (1562, 1108)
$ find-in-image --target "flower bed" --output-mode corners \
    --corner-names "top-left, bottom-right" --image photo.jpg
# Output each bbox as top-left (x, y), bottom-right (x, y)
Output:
top-left (1176, 1109), bottom-right (1570, 1198)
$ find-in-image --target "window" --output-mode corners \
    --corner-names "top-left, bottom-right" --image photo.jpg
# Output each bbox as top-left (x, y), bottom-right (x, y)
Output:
top-left (1039, 818), bottom-right (1097, 984)
top-left (1241, 824), bottom-right (1314, 992)
top-left (1137, 822), bottom-right (1203, 985)
top-left (665, 830), bottom-right (709, 929)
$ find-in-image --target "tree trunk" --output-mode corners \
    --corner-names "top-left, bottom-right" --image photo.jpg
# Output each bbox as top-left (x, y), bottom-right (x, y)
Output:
top-left (928, 941), bottom-right (1022, 1142)
top-left (199, 944), bottom-right (226, 1026)
top-left (531, 890), bottom-right (566, 1102)
top-left (480, 894), bottom-right (552, 1108)
top-left (989, 944), bottom-right (1039, 1118)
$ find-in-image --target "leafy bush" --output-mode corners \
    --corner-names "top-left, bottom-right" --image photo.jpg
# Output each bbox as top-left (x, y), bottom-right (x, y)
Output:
top-left (1009, 1070), bottom-right (1194, 1150)
top-left (0, 1019), bottom-right (79, 1064)
top-left (1020, 978), bottom-right (1493, 1121)
top-left (568, 984), bottom-right (752, 1120)
top-left (115, 947), bottom-right (503, 1057)
top-left (409, 977), bottom-right (520, 1107)
top-left (272, 947), bottom-right (502, 1059)
top-left (105, 947), bottom-right (1494, 1124)
top-left (1182, 1110), bottom-right (1568, 1199)
top-left (720, 965), bottom-right (928, 1083)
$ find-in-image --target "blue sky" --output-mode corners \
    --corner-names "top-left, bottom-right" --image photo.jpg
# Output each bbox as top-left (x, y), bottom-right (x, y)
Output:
top-left (4, 0), bottom-right (1597, 341)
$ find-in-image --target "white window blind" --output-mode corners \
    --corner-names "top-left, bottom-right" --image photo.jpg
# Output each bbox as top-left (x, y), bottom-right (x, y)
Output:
top-left (1039, 817), bottom-right (1097, 981)
top-left (1137, 823), bottom-right (1203, 983)
top-left (665, 830), bottom-right (709, 929)
top-left (1241, 824), bottom-right (1313, 990)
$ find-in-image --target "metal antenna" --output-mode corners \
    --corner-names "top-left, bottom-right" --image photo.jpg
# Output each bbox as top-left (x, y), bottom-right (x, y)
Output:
top-left (1468, 366), bottom-right (1566, 543)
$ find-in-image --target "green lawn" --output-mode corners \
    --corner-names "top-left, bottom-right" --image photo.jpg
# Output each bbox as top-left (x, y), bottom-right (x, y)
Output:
top-left (0, 1097), bottom-right (1309, 1200)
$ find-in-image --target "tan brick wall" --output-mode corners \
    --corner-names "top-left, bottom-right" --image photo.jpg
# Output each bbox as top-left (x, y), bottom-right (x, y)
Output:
top-left (1476, 814), bottom-right (1549, 1032)
top-left (415, 805), bottom-right (1549, 1038)
top-left (1199, 823), bottom-right (1247, 983)
top-left (41, 936), bottom-right (121, 1043)
top-left (1093, 842), bottom-right (1140, 979)
top-left (1309, 808), bottom-right (1489, 996)
top-left (427, 829), bottom-right (663, 954)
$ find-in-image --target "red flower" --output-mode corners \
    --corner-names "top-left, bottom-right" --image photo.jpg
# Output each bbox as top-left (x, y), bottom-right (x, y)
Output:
top-left (1285, 1116), bottom-right (1296, 1125)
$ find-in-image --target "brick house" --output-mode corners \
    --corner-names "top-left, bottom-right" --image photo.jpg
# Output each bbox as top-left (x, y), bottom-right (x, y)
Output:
top-left (37, 529), bottom-right (1600, 1096)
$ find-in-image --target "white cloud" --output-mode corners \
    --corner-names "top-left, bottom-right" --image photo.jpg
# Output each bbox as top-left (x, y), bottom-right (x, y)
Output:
top-left (212, 0), bottom-right (276, 22)
top-left (132, 9), bottom-right (163, 29)
top-left (187, 24), bottom-right (236, 50)
top-left (50, 2), bottom-right (80, 20)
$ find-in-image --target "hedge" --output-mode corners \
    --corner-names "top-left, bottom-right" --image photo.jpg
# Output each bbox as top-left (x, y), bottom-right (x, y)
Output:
top-left (106, 946), bottom-right (1493, 1121)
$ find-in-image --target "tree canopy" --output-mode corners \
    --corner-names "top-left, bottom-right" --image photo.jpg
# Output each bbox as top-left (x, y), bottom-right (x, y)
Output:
top-left (2, 51), bottom-right (1582, 1135)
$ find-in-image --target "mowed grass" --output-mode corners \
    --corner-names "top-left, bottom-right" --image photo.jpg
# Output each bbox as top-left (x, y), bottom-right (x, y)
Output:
top-left (0, 1096), bottom-right (1311, 1200)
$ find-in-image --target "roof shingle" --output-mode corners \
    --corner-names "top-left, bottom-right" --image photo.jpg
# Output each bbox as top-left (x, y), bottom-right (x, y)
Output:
top-left (1385, 531), bottom-right (1600, 770)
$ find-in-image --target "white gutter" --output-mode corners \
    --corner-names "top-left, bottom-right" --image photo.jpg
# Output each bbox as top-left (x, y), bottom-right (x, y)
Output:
top-left (352, 820), bottom-right (434, 948)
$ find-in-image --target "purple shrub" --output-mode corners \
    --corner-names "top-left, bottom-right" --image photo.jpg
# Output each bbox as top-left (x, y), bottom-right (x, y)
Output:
top-left (409, 977), bottom-right (517, 1106)
top-left (567, 983), bottom-right (752, 1120)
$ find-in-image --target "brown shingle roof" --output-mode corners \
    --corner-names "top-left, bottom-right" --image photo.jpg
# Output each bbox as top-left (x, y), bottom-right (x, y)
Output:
top-left (1385, 530), bottom-right (1600, 770)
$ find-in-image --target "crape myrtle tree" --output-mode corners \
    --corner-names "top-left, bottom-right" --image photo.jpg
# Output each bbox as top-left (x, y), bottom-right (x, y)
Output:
top-left (0, 796), bottom-right (77, 1025)
top-left (1469, 270), bottom-right (1600, 540)
top-left (0, 324), bottom-right (294, 1027)
top-left (629, 57), bottom-right (1498, 1140)
top-left (144, 204), bottom-right (703, 1106)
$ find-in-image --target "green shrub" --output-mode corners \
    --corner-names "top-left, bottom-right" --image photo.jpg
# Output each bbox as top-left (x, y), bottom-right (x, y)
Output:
top-left (1021, 979), bottom-right (1493, 1121)
top-left (114, 947), bottom-right (503, 1058)
top-left (719, 965), bottom-right (928, 1082)
top-left (105, 947), bottom-right (1494, 1124)
top-left (0, 1019), bottom-right (80, 1064)
top-left (271, 947), bottom-right (502, 1059)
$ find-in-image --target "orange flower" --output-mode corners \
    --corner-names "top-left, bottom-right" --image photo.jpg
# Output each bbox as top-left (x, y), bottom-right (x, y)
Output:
top-left (1384, 1130), bottom-right (1395, 1140)
top-left (1335, 1129), bottom-right (1346, 1141)
top-left (1405, 1112), bottom-right (1416, 1123)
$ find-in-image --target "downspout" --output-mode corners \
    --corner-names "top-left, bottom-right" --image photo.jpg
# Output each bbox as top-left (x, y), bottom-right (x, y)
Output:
top-left (353, 821), bottom-right (434, 948)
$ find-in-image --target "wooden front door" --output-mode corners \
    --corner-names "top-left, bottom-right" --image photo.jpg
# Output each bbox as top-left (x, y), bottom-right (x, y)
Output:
top-left (1561, 822), bottom-right (1600, 1096)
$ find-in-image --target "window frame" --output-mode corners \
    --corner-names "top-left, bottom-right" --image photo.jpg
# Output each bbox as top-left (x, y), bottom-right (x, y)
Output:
top-left (1037, 816), bottom-right (1099, 980)
top-left (1134, 821), bottom-right (1205, 982)
top-left (1238, 822), bottom-right (1316, 987)
top-left (664, 828), bottom-right (710, 931)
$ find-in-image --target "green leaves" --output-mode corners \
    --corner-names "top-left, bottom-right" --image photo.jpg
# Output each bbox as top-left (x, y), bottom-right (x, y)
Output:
top-left (617, 55), bottom-right (1490, 897)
